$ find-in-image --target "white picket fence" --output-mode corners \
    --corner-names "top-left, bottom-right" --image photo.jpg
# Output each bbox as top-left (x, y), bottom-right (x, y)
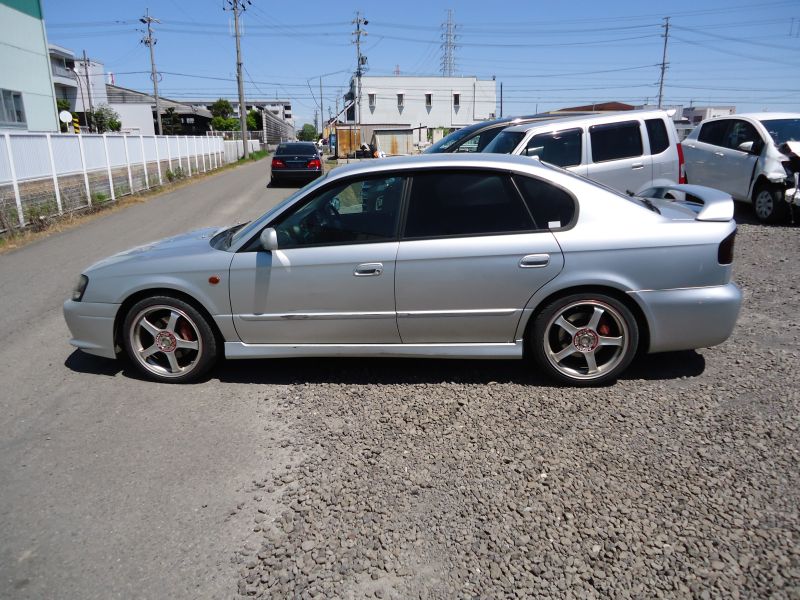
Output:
top-left (0, 132), bottom-right (236, 230)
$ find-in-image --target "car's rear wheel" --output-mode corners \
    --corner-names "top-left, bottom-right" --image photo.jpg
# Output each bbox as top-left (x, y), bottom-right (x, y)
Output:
top-left (122, 296), bottom-right (217, 383)
top-left (753, 183), bottom-right (788, 224)
top-left (531, 293), bottom-right (638, 386)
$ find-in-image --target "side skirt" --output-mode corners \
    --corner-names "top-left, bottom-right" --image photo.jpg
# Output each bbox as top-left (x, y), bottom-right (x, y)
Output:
top-left (224, 340), bottom-right (524, 360)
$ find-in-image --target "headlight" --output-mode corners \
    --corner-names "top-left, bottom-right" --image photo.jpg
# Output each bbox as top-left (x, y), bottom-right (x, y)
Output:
top-left (72, 274), bottom-right (88, 301)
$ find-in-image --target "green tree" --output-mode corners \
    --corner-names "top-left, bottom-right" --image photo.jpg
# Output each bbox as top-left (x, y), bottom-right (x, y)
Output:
top-left (247, 109), bottom-right (262, 132)
top-left (210, 98), bottom-right (233, 119)
top-left (56, 99), bottom-right (71, 132)
top-left (90, 104), bottom-right (121, 133)
top-left (297, 123), bottom-right (317, 141)
top-left (163, 107), bottom-right (183, 134)
top-left (211, 116), bottom-right (240, 131)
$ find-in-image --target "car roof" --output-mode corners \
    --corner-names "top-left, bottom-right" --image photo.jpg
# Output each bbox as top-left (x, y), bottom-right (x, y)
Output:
top-left (705, 112), bottom-right (800, 122)
top-left (500, 109), bottom-right (671, 133)
top-left (328, 153), bottom-right (553, 180)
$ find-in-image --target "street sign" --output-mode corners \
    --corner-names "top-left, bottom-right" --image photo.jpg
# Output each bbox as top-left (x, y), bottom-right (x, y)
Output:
top-left (58, 110), bottom-right (72, 124)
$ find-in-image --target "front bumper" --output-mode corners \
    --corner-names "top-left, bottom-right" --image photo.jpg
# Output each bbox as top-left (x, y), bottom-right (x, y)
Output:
top-left (629, 283), bottom-right (742, 353)
top-left (63, 300), bottom-right (120, 359)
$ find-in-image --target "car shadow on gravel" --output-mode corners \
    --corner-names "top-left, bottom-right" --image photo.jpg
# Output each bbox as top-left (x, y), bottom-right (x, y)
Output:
top-left (212, 350), bottom-right (706, 386)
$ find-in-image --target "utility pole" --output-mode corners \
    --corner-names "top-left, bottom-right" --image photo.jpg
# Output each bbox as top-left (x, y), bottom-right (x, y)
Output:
top-left (352, 12), bottom-right (367, 129)
top-left (140, 10), bottom-right (162, 135)
top-left (226, 0), bottom-right (249, 158)
top-left (82, 50), bottom-right (94, 132)
top-left (319, 77), bottom-right (324, 138)
top-left (500, 82), bottom-right (503, 117)
top-left (657, 16), bottom-right (670, 109)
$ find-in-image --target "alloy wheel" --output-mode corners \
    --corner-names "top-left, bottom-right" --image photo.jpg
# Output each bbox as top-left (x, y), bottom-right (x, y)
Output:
top-left (542, 300), bottom-right (629, 381)
top-left (755, 189), bottom-right (774, 221)
top-left (128, 305), bottom-right (203, 379)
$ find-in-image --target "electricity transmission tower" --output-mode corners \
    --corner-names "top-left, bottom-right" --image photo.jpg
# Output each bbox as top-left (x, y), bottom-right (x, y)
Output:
top-left (140, 10), bottom-right (162, 135)
top-left (440, 9), bottom-right (457, 77)
top-left (224, 0), bottom-right (250, 158)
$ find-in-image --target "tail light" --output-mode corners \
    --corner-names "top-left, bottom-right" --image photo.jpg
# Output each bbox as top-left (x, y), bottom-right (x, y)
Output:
top-left (677, 142), bottom-right (686, 184)
top-left (306, 158), bottom-right (321, 169)
top-left (718, 229), bottom-right (736, 265)
top-left (271, 158), bottom-right (286, 169)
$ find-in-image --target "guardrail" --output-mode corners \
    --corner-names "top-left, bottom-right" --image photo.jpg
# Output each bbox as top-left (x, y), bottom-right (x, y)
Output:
top-left (0, 132), bottom-right (229, 232)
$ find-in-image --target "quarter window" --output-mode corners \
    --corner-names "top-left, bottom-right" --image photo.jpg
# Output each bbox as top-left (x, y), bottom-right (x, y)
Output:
top-left (273, 176), bottom-right (404, 248)
top-left (514, 176), bottom-right (576, 229)
top-left (523, 128), bottom-right (582, 167)
top-left (645, 118), bottom-right (670, 154)
top-left (404, 171), bottom-right (533, 238)
top-left (590, 121), bottom-right (643, 162)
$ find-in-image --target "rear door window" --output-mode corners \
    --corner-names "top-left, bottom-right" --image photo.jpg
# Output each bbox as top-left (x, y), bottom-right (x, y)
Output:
top-left (522, 128), bottom-right (582, 167)
top-left (697, 120), bottom-right (729, 147)
top-left (513, 175), bottom-right (576, 229)
top-left (589, 121), bottom-right (643, 162)
top-left (645, 118), bottom-right (670, 154)
top-left (404, 170), bottom-right (533, 238)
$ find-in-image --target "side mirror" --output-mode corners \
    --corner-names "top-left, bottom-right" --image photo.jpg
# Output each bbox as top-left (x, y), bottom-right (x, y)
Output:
top-left (737, 141), bottom-right (754, 153)
top-left (259, 227), bottom-right (278, 251)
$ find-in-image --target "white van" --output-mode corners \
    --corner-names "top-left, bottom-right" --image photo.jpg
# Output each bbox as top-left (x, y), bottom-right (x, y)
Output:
top-left (483, 110), bottom-right (684, 195)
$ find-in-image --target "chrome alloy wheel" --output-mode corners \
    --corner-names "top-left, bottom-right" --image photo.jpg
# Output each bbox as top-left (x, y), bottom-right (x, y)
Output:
top-left (542, 300), bottom-right (629, 381)
top-left (129, 305), bottom-right (203, 379)
top-left (754, 189), bottom-right (774, 221)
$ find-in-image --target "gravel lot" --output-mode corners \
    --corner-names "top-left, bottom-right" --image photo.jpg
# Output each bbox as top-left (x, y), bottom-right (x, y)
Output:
top-left (232, 212), bottom-right (799, 599)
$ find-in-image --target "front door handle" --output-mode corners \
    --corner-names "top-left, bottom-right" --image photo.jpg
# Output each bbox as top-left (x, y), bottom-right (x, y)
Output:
top-left (714, 151), bottom-right (725, 157)
top-left (354, 262), bottom-right (383, 276)
top-left (631, 163), bottom-right (644, 170)
top-left (519, 254), bottom-right (550, 268)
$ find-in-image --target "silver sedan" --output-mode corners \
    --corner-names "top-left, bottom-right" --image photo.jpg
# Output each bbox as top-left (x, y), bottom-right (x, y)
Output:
top-left (64, 154), bottom-right (742, 386)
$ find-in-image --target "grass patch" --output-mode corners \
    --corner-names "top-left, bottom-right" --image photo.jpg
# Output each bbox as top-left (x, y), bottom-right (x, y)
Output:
top-left (237, 149), bottom-right (269, 164)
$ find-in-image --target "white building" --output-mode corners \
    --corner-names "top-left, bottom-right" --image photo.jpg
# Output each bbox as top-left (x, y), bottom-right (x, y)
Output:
top-left (0, 0), bottom-right (57, 131)
top-left (349, 75), bottom-right (496, 129)
top-left (683, 106), bottom-right (736, 125)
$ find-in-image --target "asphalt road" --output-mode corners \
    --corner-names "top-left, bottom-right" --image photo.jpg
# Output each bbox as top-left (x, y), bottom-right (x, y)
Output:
top-left (0, 159), bottom-right (290, 599)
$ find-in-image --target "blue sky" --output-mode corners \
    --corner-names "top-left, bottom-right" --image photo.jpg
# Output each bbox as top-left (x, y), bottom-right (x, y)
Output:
top-left (43, 0), bottom-right (800, 128)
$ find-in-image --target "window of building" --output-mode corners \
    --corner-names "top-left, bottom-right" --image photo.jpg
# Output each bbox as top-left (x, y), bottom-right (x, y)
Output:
top-left (425, 93), bottom-right (432, 107)
top-left (0, 89), bottom-right (26, 127)
top-left (453, 93), bottom-right (460, 108)
top-left (404, 171), bottom-right (533, 238)
top-left (397, 93), bottom-right (404, 108)
top-left (589, 121), bottom-right (643, 162)
top-left (645, 118), bottom-right (670, 155)
top-left (368, 93), bottom-right (376, 107)
top-left (523, 128), bottom-right (582, 167)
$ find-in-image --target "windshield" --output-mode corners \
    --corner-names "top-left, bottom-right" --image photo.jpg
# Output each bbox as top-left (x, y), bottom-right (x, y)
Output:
top-left (760, 118), bottom-right (800, 146)
top-left (483, 131), bottom-right (525, 154)
top-left (424, 122), bottom-right (488, 153)
top-left (227, 175), bottom-right (329, 248)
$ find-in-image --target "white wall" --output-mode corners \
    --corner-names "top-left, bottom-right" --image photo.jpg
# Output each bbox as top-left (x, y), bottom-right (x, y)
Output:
top-left (0, 2), bottom-right (57, 132)
top-left (357, 76), bottom-right (496, 129)
top-left (73, 59), bottom-right (108, 112)
top-left (111, 103), bottom-right (155, 135)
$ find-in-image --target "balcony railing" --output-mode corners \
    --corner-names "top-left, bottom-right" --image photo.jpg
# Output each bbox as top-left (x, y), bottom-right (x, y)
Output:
top-left (51, 64), bottom-right (77, 79)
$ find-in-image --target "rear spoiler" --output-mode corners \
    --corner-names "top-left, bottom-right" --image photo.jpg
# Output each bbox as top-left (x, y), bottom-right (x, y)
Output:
top-left (639, 184), bottom-right (734, 222)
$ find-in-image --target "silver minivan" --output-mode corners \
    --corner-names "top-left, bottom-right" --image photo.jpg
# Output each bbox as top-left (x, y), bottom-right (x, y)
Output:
top-left (483, 110), bottom-right (684, 195)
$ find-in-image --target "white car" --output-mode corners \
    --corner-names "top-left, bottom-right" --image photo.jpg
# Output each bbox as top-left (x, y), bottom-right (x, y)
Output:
top-left (482, 109), bottom-right (684, 196)
top-left (682, 113), bottom-right (800, 223)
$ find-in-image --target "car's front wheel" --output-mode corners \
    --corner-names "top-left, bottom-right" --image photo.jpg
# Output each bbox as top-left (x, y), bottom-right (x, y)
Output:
top-left (531, 293), bottom-right (639, 386)
top-left (122, 296), bottom-right (217, 383)
top-left (753, 183), bottom-right (788, 224)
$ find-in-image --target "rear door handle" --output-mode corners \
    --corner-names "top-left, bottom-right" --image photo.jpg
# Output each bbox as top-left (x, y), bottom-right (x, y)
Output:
top-left (354, 262), bottom-right (383, 276)
top-left (631, 163), bottom-right (644, 170)
top-left (685, 143), bottom-right (696, 148)
top-left (519, 254), bottom-right (550, 268)
top-left (714, 151), bottom-right (725, 157)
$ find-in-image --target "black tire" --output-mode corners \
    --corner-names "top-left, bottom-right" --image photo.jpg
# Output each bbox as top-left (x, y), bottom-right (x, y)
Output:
top-left (752, 183), bottom-right (788, 224)
top-left (269, 177), bottom-right (280, 188)
top-left (530, 292), bottom-right (639, 386)
top-left (122, 295), bottom-right (217, 383)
